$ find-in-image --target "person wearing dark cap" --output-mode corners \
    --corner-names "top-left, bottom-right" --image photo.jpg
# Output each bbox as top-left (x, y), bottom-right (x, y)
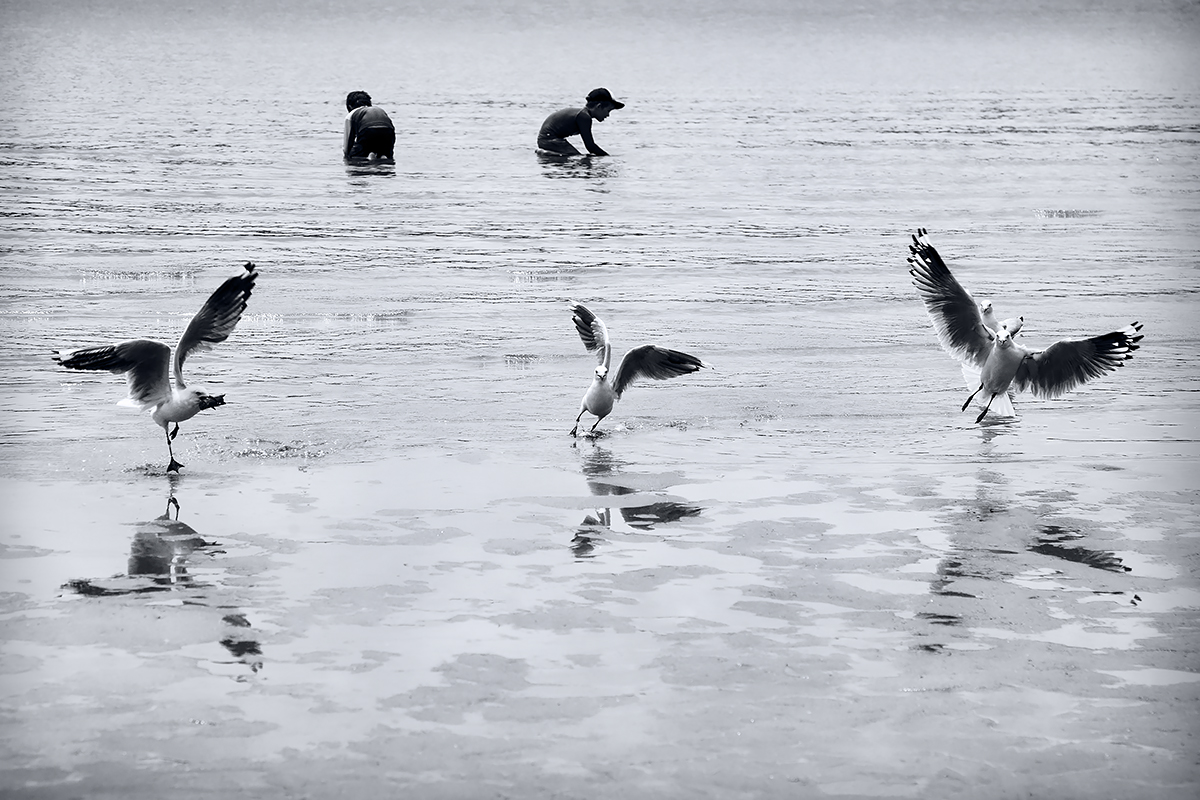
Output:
top-left (537, 88), bottom-right (625, 156)
top-left (343, 91), bottom-right (395, 161)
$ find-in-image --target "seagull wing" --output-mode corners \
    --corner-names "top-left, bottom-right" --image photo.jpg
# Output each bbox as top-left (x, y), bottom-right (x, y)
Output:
top-left (1000, 316), bottom-right (1024, 336)
top-left (54, 339), bottom-right (172, 409)
top-left (571, 301), bottom-right (611, 371)
top-left (611, 345), bottom-right (705, 397)
top-left (1013, 323), bottom-right (1143, 398)
top-left (173, 262), bottom-right (257, 388)
top-left (908, 230), bottom-right (993, 368)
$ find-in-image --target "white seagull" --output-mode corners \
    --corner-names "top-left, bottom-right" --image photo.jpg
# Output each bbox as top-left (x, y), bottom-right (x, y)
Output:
top-left (569, 302), bottom-right (706, 437)
top-left (54, 262), bottom-right (258, 471)
top-left (980, 300), bottom-right (1023, 337)
top-left (907, 229), bottom-right (1143, 423)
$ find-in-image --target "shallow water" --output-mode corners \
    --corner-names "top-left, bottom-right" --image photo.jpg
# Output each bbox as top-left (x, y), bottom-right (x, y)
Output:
top-left (1, 1), bottom-right (1199, 797)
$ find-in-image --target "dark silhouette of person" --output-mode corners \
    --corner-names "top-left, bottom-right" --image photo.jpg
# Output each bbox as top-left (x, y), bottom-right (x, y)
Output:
top-left (343, 91), bottom-right (395, 160)
top-left (537, 88), bottom-right (625, 156)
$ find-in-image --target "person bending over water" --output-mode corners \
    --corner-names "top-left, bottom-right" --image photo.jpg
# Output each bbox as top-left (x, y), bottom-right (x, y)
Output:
top-left (343, 91), bottom-right (395, 160)
top-left (537, 88), bottom-right (624, 156)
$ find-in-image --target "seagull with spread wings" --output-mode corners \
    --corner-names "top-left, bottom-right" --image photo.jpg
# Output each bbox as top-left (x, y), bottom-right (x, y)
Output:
top-left (569, 302), bottom-right (706, 437)
top-left (980, 300), bottom-right (1023, 337)
top-left (54, 262), bottom-right (258, 471)
top-left (907, 229), bottom-right (1142, 423)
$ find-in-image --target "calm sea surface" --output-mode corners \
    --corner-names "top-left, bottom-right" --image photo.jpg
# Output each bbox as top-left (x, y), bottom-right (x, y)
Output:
top-left (1, 1), bottom-right (1198, 797)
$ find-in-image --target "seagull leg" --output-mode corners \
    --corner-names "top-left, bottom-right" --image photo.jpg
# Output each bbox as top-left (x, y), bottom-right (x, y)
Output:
top-left (975, 394), bottom-right (996, 424)
top-left (166, 430), bottom-right (184, 473)
top-left (589, 414), bottom-right (607, 434)
top-left (169, 424), bottom-right (180, 441)
top-left (961, 385), bottom-right (983, 412)
top-left (570, 408), bottom-right (586, 437)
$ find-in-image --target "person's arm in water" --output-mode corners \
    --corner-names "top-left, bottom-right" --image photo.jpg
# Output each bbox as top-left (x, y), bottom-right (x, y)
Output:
top-left (343, 110), bottom-right (357, 158)
top-left (576, 109), bottom-right (609, 156)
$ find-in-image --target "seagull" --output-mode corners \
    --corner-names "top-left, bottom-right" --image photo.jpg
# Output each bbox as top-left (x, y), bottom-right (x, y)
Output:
top-left (907, 229), bottom-right (1143, 423)
top-left (54, 262), bottom-right (258, 471)
top-left (569, 302), bottom-right (706, 436)
top-left (980, 300), bottom-right (1023, 337)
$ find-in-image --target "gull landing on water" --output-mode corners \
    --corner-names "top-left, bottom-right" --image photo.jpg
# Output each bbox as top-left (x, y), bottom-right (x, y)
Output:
top-left (907, 229), bottom-right (1143, 423)
top-left (569, 302), bottom-right (707, 437)
top-left (54, 263), bottom-right (258, 472)
top-left (980, 300), bottom-right (1023, 337)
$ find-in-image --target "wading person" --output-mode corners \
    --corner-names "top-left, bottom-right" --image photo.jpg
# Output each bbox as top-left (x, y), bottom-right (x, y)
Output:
top-left (536, 87), bottom-right (624, 156)
top-left (343, 91), bottom-right (395, 161)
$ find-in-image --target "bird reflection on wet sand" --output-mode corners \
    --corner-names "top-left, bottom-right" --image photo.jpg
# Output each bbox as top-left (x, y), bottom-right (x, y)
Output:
top-left (63, 494), bottom-right (219, 595)
top-left (572, 509), bottom-right (610, 559)
top-left (1029, 524), bottom-right (1131, 575)
top-left (571, 445), bottom-right (702, 558)
top-left (914, 429), bottom-right (1143, 652)
top-left (62, 491), bottom-right (262, 673)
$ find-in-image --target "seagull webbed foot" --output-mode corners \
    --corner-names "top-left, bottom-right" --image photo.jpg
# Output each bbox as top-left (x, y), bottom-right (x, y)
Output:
top-left (167, 458), bottom-right (185, 473)
top-left (168, 424), bottom-right (180, 441)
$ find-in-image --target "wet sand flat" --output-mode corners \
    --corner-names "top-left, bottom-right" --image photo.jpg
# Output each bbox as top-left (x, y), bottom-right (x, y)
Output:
top-left (2, 432), bottom-right (1197, 798)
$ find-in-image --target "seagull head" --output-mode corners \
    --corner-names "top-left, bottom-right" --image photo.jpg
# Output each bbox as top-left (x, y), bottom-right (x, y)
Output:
top-left (595, 365), bottom-right (608, 380)
top-left (197, 392), bottom-right (226, 411)
top-left (980, 300), bottom-right (999, 327)
top-left (995, 328), bottom-right (1013, 348)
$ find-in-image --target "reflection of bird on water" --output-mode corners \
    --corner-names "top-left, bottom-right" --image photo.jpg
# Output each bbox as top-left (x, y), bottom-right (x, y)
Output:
top-left (62, 494), bottom-right (263, 673)
top-left (127, 495), bottom-right (215, 584)
top-left (569, 302), bottom-right (707, 437)
top-left (572, 443), bottom-right (701, 556)
top-left (579, 443), bottom-right (626, 478)
top-left (572, 509), bottom-right (610, 558)
top-left (571, 502), bottom-right (704, 558)
top-left (63, 494), bottom-right (219, 595)
top-left (618, 501), bottom-right (702, 529)
top-left (1030, 524), bottom-right (1130, 574)
top-left (571, 500), bottom-right (703, 558)
top-left (54, 262), bottom-right (258, 472)
top-left (907, 229), bottom-right (1143, 423)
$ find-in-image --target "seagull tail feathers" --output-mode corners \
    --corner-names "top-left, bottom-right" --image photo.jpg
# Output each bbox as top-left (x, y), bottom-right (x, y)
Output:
top-left (987, 391), bottom-right (1017, 418)
top-left (960, 364), bottom-right (1017, 417)
top-left (966, 388), bottom-right (1016, 418)
top-left (117, 397), bottom-right (153, 412)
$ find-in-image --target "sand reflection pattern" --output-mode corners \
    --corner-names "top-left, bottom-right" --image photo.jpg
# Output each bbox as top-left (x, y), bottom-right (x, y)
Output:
top-left (62, 489), bottom-right (263, 676)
